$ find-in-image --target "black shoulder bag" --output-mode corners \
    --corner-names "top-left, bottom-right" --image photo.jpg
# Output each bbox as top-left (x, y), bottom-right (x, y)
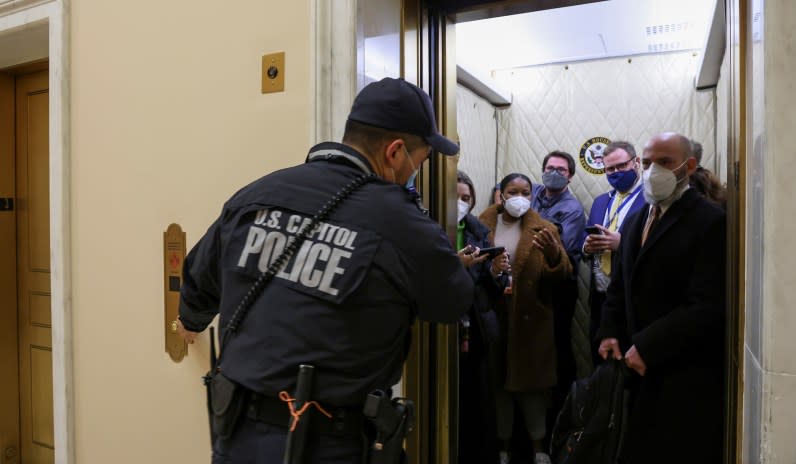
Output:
top-left (204, 173), bottom-right (377, 444)
top-left (549, 359), bottom-right (630, 464)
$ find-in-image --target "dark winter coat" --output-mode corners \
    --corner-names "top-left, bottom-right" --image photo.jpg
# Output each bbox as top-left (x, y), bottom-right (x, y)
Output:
top-left (479, 205), bottom-right (572, 391)
top-left (461, 213), bottom-right (505, 355)
top-left (458, 213), bottom-right (506, 464)
top-left (596, 188), bottom-right (726, 464)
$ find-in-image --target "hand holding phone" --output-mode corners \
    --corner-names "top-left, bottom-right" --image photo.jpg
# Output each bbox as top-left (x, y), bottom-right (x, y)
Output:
top-left (459, 244), bottom-right (476, 255)
top-left (585, 225), bottom-right (603, 235)
top-left (478, 246), bottom-right (506, 260)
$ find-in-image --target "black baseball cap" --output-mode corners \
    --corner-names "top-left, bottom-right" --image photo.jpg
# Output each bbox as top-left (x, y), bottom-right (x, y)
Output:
top-left (347, 77), bottom-right (459, 156)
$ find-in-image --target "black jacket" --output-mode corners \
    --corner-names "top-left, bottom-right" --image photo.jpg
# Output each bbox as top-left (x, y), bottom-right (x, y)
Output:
top-left (464, 214), bottom-right (507, 330)
top-left (461, 213), bottom-right (505, 355)
top-left (179, 142), bottom-right (473, 407)
top-left (458, 214), bottom-right (505, 464)
top-left (597, 188), bottom-right (726, 464)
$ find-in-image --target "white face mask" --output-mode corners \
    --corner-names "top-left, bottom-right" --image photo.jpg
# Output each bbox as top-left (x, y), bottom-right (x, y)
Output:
top-left (642, 161), bottom-right (687, 204)
top-left (457, 199), bottom-right (470, 223)
top-left (503, 196), bottom-right (531, 218)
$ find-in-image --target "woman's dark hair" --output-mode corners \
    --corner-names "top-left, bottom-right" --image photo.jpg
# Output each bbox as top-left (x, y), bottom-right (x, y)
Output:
top-left (489, 183), bottom-right (501, 206)
top-left (495, 173), bottom-right (533, 213)
top-left (456, 170), bottom-right (476, 210)
top-left (690, 166), bottom-right (726, 207)
top-left (499, 173), bottom-right (533, 193)
top-left (691, 139), bottom-right (703, 165)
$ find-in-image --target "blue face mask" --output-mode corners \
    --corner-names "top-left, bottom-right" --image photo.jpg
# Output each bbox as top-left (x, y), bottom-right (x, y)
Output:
top-left (405, 170), bottom-right (418, 190)
top-left (402, 147), bottom-right (419, 190)
top-left (606, 169), bottom-right (638, 193)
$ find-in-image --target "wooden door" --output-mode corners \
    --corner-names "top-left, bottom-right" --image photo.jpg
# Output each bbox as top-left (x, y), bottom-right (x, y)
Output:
top-left (0, 71), bottom-right (20, 464)
top-left (15, 69), bottom-right (53, 464)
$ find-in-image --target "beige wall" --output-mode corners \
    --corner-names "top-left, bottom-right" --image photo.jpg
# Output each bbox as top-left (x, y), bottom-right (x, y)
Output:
top-left (69, 1), bottom-right (313, 462)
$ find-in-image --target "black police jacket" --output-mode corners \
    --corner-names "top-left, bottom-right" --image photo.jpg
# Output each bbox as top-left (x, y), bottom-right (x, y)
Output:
top-left (179, 142), bottom-right (473, 407)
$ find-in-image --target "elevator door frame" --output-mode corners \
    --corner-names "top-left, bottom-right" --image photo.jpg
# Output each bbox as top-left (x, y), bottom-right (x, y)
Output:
top-left (423, 1), bottom-right (747, 463)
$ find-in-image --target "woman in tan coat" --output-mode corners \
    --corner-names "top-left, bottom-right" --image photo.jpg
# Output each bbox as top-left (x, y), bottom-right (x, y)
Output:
top-left (479, 173), bottom-right (572, 464)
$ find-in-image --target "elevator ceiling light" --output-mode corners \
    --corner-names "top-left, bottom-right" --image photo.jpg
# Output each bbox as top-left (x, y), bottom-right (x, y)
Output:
top-left (456, 0), bottom-right (715, 74)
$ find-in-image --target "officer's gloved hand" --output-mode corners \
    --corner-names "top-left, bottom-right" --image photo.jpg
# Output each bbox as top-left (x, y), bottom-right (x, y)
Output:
top-left (176, 317), bottom-right (200, 344)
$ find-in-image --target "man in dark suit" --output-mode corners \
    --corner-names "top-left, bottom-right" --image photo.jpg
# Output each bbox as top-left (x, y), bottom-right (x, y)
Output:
top-left (597, 132), bottom-right (726, 464)
top-left (582, 141), bottom-right (647, 366)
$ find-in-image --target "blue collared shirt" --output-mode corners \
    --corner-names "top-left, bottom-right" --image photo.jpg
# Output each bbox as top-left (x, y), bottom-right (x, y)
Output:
top-left (531, 184), bottom-right (586, 272)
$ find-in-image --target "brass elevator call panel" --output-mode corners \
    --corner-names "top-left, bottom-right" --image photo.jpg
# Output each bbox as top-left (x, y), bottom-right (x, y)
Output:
top-left (164, 223), bottom-right (187, 362)
top-left (262, 51), bottom-right (285, 94)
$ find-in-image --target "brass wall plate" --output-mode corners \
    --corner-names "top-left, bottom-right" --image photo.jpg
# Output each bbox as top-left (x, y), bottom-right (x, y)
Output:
top-left (262, 51), bottom-right (285, 94)
top-left (164, 223), bottom-right (187, 362)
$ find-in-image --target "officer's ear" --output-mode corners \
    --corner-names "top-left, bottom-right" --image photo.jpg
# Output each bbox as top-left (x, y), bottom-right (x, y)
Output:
top-left (383, 139), bottom-right (406, 170)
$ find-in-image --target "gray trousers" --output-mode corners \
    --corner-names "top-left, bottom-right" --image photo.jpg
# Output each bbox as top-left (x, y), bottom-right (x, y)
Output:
top-left (495, 388), bottom-right (550, 442)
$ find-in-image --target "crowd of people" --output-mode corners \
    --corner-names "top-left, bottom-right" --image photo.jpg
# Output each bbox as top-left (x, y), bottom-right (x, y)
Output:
top-left (457, 137), bottom-right (727, 464)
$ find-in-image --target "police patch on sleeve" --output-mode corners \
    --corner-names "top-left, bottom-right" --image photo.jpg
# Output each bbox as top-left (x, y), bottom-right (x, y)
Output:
top-left (579, 137), bottom-right (611, 175)
top-left (230, 207), bottom-right (380, 304)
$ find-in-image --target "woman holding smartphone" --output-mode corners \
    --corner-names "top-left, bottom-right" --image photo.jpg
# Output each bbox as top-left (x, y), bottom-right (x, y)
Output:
top-left (456, 171), bottom-right (509, 464)
top-left (478, 173), bottom-right (572, 464)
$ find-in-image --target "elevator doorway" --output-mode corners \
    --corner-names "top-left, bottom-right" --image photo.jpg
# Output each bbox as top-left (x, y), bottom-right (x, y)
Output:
top-left (426, 1), bottom-right (745, 462)
top-left (352, 1), bottom-right (743, 462)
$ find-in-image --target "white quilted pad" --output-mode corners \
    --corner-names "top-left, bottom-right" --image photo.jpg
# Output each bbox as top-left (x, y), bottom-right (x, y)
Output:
top-left (493, 51), bottom-right (717, 214)
top-left (456, 50), bottom-right (722, 378)
top-left (456, 85), bottom-right (499, 215)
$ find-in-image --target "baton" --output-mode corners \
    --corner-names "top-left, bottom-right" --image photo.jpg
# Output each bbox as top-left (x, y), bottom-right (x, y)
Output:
top-left (205, 326), bottom-right (217, 444)
top-left (283, 364), bottom-right (315, 464)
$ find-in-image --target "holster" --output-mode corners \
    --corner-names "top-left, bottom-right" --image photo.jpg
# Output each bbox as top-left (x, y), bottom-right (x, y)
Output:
top-left (205, 369), bottom-right (248, 442)
top-left (363, 390), bottom-right (415, 464)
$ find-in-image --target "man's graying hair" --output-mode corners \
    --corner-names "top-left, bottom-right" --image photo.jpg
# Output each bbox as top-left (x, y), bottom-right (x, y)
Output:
top-left (677, 134), bottom-right (695, 160)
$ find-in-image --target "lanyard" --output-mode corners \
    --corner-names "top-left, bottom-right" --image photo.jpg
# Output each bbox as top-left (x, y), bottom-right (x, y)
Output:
top-left (602, 184), bottom-right (642, 229)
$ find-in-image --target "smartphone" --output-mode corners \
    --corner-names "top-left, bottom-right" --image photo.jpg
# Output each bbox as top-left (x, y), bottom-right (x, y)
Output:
top-left (478, 246), bottom-right (506, 259)
top-left (585, 226), bottom-right (603, 235)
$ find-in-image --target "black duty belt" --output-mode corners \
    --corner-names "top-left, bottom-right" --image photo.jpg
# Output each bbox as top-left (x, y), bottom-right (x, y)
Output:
top-left (247, 393), bottom-right (365, 438)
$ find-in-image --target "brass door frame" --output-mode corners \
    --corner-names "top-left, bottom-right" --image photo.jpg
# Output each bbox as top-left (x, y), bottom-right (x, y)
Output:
top-left (401, 3), bottom-right (432, 463)
top-left (433, 9), bottom-right (460, 464)
top-left (725, 0), bottom-right (748, 461)
top-left (401, 3), bottom-right (462, 463)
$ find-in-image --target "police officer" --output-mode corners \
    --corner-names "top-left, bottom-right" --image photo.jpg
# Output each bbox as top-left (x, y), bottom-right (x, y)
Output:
top-left (177, 77), bottom-right (474, 463)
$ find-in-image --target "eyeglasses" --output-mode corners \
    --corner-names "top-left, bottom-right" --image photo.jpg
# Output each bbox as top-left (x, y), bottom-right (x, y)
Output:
top-left (604, 157), bottom-right (636, 174)
top-left (544, 166), bottom-right (569, 175)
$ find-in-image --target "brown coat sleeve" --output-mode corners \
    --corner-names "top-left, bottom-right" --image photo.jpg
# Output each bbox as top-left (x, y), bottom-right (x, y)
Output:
top-left (538, 223), bottom-right (572, 280)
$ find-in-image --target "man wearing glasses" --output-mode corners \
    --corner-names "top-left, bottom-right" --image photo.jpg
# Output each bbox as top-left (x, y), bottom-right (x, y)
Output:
top-left (531, 150), bottom-right (586, 447)
top-left (582, 141), bottom-right (647, 366)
